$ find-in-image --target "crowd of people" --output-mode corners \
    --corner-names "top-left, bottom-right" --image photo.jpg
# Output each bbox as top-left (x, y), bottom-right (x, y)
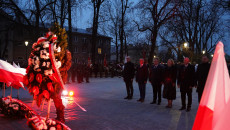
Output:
top-left (123, 56), bottom-right (215, 112)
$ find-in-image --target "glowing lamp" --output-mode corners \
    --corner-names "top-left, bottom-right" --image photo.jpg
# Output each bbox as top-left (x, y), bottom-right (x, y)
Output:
top-left (69, 91), bottom-right (74, 97)
top-left (62, 90), bottom-right (68, 96)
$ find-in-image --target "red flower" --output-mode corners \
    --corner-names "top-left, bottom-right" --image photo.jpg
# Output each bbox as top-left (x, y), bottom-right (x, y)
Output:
top-left (36, 73), bottom-right (43, 83)
top-left (48, 75), bottom-right (57, 82)
top-left (42, 90), bottom-right (50, 99)
top-left (23, 76), bottom-right (29, 86)
top-left (47, 82), bottom-right (54, 92)
top-left (32, 86), bottom-right (39, 96)
top-left (26, 66), bottom-right (30, 73)
top-left (29, 73), bottom-right (34, 83)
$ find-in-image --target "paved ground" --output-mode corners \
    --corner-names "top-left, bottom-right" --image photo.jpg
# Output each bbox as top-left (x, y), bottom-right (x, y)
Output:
top-left (0, 77), bottom-right (199, 130)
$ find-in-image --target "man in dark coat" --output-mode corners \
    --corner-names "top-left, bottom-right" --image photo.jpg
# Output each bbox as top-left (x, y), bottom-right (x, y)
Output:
top-left (149, 58), bottom-right (164, 105)
top-left (123, 56), bottom-right (135, 100)
top-left (196, 56), bottom-right (210, 103)
top-left (136, 58), bottom-right (149, 102)
top-left (177, 57), bottom-right (195, 112)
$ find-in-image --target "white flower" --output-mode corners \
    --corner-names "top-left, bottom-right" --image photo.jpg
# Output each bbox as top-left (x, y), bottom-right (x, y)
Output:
top-left (56, 61), bottom-right (61, 68)
top-left (43, 41), bottom-right (50, 48)
top-left (44, 69), bottom-right (53, 76)
top-left (13, 106), bottom-right (19, 111)
top-left (50, 127), bottom-right (56, 130)
top-left (57, 47), bottom-right (61, 52)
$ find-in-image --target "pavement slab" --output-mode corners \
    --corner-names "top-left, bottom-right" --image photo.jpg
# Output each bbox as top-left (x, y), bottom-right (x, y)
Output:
top-left (0, 77), bottom-right (199, 130)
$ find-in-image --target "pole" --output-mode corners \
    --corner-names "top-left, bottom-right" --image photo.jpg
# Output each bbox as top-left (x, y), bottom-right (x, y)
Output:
top-left (2, 83), bottom-right (5, 98)
top-left (17, 89), bottom-right (19, 99)
top-left (10, 86), bottom-right (12, 97)
top-left (47, 99), bottom-right (52, 119)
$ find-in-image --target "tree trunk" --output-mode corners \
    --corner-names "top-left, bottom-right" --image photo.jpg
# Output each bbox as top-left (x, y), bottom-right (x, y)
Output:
top-left (60, 0), bottom-right (65, 28)
top-left (148, 30), bottom-right (157, 65)
top-left (67, 0), bottom-right (73, 54)
top-left (115, 32), bottom-right (119, 63)
top-left (34, 0), bottom-right (40, 37)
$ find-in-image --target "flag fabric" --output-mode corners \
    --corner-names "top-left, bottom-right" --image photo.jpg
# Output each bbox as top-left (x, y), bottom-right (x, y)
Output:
top-left (0, 60), bottom-right (26, 89)
top-left (193, 42), bottom-right (230, 130)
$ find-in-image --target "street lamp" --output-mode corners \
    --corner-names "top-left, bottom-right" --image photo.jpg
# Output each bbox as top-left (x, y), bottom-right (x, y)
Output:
top-left (211, 54), bottom-right (213, 57)
top-left (202, 50), bottom-right (205, 54)
top-left (25, 41), bottom-right (29, 64)
top-left (184, 42), bottom-right (188, 48)
top-left (25, 41), bottom-right (28, 46)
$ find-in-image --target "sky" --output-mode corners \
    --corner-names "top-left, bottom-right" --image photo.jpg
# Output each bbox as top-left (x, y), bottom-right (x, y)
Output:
top-left (75, 1), bottom-right (230, 55)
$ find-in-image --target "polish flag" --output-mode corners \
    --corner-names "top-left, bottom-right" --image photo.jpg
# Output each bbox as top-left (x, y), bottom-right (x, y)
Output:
top-left (193, 42), bottom-right (230, 130)
top-left (0, 60), bottom-right (26, 89)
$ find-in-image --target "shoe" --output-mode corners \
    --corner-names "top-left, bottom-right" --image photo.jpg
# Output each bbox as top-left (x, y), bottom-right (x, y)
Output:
top-left (128, 97), bottom-right (132, 100)
top-left (124, 96), bottom-right (129, 99)
top-left (150, 101), bottom-right (156, 104)
top-left (166, 105), bottom-right (172, 108)
top-left (140, 99), bottom-right (144, 103)
top-left (137, 99), bottom-right (142, 102)
top-left (157, 102), bottom-right (161, 105)
top-left (186, 107), bottom-right (191, 112)
top-left (179, 106), bottom-right (186, 110)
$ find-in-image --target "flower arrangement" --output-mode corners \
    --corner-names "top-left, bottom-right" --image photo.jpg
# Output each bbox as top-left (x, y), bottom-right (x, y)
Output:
top-left (23, 23), bottom-right (68, 107)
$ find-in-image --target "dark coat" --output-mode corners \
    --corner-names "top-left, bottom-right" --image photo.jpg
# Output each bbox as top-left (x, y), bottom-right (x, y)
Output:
top-left (123, 62), bottom-right (135, 81)
top-left (149, 64), bottom-right (164, 84)
top-left (136, 64), bottom-right (149, 83)
top-left (196, 62), bottom-right (210, 93)
top-left (59, 49), bottom-right (72, 83)
top-left (177, 64), bottom-right (195, 92)
top-left (163, 65), bottom-right (177, 100)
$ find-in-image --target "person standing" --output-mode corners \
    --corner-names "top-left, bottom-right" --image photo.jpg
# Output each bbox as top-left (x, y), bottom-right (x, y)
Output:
top-left (123, 56), bottom-right (135, 100)
top-left (54, 49), bottom-right (72, 123)
top-left (163, 59), bottom-right (177, 108)
top-left (177, 57), bottom-right (195, 112)
top-left (136, 58), bottom-right (149, 103)
top-left (149, 58), bottom-right (164, 105)
top-left (196, 56), bottom-right (210, 103)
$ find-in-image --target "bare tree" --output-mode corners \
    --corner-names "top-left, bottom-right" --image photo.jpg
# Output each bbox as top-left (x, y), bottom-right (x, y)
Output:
top-left (160, 0), bottom-right (225, 62)
top-left (91, 0), bottom-right (105, 64)
top-left (135, 0), bottom-right (180, 64)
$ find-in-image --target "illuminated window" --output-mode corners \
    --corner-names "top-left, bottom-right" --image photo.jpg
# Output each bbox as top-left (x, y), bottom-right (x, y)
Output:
top-left (98, 48), bottom-right (102, 54)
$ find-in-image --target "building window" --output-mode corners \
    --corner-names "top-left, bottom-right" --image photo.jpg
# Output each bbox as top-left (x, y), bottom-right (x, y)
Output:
top-left (74, 36), bottom-right (78, 42)
top-left (82, 38), bottom-right (87, 43)
top-left (75, 58), bottom-right (78, 63)
top-left (98, 48), bottom-right (102, 54)
top-left (75, 47), bottom-right (78, 53)
top-left (82, 46), bottom-right (87, 53)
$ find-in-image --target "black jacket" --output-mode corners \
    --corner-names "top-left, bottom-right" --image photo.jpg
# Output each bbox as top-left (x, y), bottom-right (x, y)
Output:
top-left (149, 64), bottom-right (164, 84)
top-left (123, 62), bottom-right (135, 81)
top-left (178, 64), bottom-right (195, 92)
top-left (136, 64), bottom-right (149, 83)
top-left (164, 65), bottom-right (177, 84)
top-left (196, 62), bottom-right (210, 92)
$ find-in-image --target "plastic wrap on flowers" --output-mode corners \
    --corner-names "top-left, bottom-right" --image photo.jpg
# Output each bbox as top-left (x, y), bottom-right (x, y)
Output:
top-left (0, 96), bottom-right (37, 118)
top-left (24, 23), bottom-right (68, 107)
top-left (26, 116), bottom-right (71, 130)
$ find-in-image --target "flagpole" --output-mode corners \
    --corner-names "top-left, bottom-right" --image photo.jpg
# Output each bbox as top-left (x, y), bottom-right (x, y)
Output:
top-left (10, 86), bottom-right (12, 97)
top-left (17, 89), bottom-right (19, 99)
top-left (2, 83), bottom-right (5, 98)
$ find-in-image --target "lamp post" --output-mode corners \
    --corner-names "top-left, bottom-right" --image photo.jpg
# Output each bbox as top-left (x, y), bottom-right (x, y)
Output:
top-left (25, 41), bottom-right (28, 64)
top-left (184, 42), bottom-right (188, 48)
top-left (202, 50), bottom-right (205, 54)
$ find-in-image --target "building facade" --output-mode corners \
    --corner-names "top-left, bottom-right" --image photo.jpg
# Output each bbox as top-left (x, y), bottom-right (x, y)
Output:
top-left (0, 10), bottom-right (111, 67)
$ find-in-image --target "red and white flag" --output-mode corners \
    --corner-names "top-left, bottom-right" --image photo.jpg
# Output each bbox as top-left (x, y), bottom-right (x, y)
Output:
top-left (193, 42), bottom-right (230, 130)
top-left (0, 60), bottom-right (26, 89)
